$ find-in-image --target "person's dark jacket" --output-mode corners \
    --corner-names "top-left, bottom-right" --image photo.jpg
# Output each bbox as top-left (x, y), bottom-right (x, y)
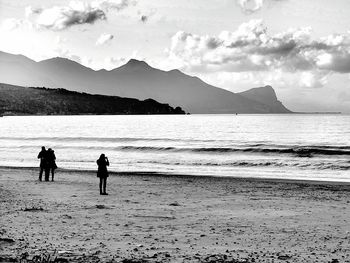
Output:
top-left (97, 158), bottom-right (109, 178)
top-left (47, 150), bottom-right (57, 169)
top-left (37, 150), bottom-right (47, 168)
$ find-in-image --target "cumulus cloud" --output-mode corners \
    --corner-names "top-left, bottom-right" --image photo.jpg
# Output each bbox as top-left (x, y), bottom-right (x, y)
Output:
top-left (3, 0), bottom-right (139, 32)
top-left (237, 0), bottom-right (285, 14)
top-left (19, 0), bottom-right (137, 31)
top-left (26, 1), bottom-right (106, 30)
top-left (96, 33), bottom-right (114, 45)
top-left (237, 0), bottom-right (264, 14)
top-left (168, 19), bottom-right (350, 76)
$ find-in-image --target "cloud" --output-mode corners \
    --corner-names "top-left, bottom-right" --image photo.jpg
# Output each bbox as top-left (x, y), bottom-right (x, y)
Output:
top-left (92, 0), bottom-right (136, 11)
top-left (55, 48), bottom-right (82, 64)
top-left (104, 56), bottom-right (127, 69)
top-left (237, 0), bottom-right (264, 14)
top-left (237, 0), bottom-right (286, 14)
top-left (0, 19), bottom-right (83, 63)
top-left (3, 0), bottom-right (139, 32)
top-left (19, 0), bottom-right (137, 31)
top-left (0, 18), bottom-right (32, 31)
top-left (103, 50), bottom-right (142, 70)
top-left (167, 19), bottom-right (350, 75)
top-left (298, 71), bottom-right (329, 89)
top-left (34, 1), bottom-right (106, 30)
top-left (25, 6), bottom-right (43, 18)
top-left (96, 33), bottom-right (114, 45)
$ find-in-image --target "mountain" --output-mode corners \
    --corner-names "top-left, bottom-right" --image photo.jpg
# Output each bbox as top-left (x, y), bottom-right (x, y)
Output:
top-left (0, 51), bottom-right (291, 114)
top-left (238, 85), bottom-right (291, 113)
top-left (0, 83), bottom-right (185, 115)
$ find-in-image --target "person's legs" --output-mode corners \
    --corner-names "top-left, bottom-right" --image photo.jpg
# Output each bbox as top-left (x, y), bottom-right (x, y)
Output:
top-left (51, 168), bottom-right (55, 181)
top-left (39, 167), bottom-right (43, 181)
top-left (103, 178), bottom-right (107, 194)
top-left (45, 168), bottom-right (50, 181)
top-left (99, 178), bottom-right (103, 194)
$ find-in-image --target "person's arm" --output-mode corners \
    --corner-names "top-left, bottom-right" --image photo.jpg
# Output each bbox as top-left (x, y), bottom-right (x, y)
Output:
top-left (106, 158), bottom-right (109, 166)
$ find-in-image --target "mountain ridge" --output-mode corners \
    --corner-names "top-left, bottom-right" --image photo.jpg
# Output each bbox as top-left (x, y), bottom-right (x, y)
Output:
top-left (0, 51), bottom-right (291, 114)
top-left (0, 83), bottom-right (185, 115)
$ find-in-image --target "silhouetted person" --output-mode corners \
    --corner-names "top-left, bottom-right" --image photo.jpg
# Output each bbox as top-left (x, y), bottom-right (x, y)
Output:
top-left (37, 146), bottom-right (47, 181)
top-left (46, 148), bottom-right (57, 181)
top-left (97, 154), bottom-right (109, 195)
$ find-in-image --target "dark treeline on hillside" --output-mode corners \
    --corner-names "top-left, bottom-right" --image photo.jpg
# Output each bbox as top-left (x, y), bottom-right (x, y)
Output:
top-left (0, 83), bottom-right (185, 115)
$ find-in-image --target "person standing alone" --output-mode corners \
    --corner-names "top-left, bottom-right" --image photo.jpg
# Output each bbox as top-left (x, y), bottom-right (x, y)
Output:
top-left (37, 146), bottom-right (47, 181)
top-left (97, 154), bottom-right (109, 195)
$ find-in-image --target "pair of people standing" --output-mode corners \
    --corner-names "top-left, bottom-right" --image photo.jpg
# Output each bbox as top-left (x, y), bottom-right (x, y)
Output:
top-left (38, 146), bottom-right (57, 181)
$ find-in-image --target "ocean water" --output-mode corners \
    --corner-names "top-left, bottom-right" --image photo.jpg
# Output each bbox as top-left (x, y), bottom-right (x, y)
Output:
top-left (0, 114), bottom-right (349, 182)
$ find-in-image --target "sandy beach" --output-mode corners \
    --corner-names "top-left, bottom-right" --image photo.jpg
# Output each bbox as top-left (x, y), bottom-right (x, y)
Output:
top-left (0, 167), bottom-right (350, 262)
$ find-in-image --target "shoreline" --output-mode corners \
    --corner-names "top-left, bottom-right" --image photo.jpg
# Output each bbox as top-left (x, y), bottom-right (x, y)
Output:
top-left (1, 167), bottom-right (350, 262)
top-left (1, 113), bottom-right (348, 117)
top-left (1, 166), bottom-right (350, 186)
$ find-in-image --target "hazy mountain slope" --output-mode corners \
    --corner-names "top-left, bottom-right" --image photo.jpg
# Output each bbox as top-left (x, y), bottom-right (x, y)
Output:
top-left (103, 60), bottom-right (273, 113)
top-left (0, 52), bottom-right (102, 90)
top-left (0, 83), bottom-right (185, 115)
top-left (0, 51), bottom-right (291, 114)
top-left (238, 85), bottom-right (291, 113)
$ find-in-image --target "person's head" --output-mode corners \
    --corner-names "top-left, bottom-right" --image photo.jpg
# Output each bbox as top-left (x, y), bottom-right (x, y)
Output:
top-left (48, 148), bottom-right (52, 152)
top-left (41, 146), bottom-right (45, 151)
top-left (99, 154), bottom-right (105, 160)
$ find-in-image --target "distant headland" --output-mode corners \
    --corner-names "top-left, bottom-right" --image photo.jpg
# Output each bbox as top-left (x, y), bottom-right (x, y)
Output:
top-left (0, 83), bottom-right (185, 115)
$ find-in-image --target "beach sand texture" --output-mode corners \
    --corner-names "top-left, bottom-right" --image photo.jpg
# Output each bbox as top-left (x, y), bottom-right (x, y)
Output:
top-left (1, 168), bottom-right (350, 262)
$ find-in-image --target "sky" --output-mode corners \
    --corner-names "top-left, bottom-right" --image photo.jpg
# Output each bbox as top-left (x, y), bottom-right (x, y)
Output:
top-left (1, 0), bottom-right (350, 112)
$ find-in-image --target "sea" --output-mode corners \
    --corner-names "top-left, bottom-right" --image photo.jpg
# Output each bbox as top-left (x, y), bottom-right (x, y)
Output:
top-left (0, 114), bottom-right (349, 182)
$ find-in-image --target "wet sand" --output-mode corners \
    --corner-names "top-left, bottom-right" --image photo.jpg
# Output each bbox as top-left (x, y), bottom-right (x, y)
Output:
top-left (0, 167), bottom-right (350, 262)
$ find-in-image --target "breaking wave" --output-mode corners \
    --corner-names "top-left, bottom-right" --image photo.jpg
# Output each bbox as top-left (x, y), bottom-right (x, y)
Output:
top-left (116, 145), bottom-right (350, 157)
